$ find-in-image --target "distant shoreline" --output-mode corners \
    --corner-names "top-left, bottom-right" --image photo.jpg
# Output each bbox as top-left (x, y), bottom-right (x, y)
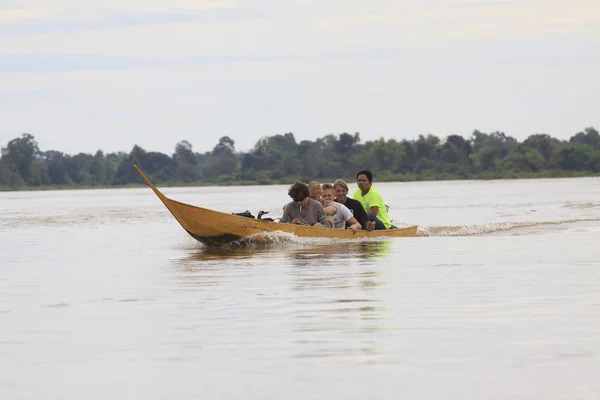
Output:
top-left (3, 129), bottom-right (599, 192)
top-left (2, 170), bottom-right (598, 192)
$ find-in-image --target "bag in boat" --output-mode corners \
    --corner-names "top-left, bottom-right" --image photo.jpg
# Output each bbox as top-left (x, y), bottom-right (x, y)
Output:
top-left (231, 210), bottom-right (275, 222)
top-left (232, 210), bottom-right (255, 219)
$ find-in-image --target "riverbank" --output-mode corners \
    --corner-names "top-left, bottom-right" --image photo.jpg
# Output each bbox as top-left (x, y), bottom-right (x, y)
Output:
top-left (1, 170), bottom-right (598, 192)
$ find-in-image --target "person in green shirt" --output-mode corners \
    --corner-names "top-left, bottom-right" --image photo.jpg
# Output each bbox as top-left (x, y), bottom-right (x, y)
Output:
top-left (352, 170), bottom-right (391, 230)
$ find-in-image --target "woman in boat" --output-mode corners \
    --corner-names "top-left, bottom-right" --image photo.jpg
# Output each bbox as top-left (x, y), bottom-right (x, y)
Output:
top-left (280, 182), bottom-right (331, 228)
top-left (321, 183), bottom-right (362, 233)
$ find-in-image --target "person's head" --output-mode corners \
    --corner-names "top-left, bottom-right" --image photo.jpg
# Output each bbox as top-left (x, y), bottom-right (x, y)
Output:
top-left (307, 181), bottom-right (322, 201)
top-left (356, 170), bottom-right (373, 191)
top-left (333, 179), bottom-right (349, 201)
top-left (288, 182), bottom-right (310, 206)
top-left (321, 183), bottom-right (335, 202)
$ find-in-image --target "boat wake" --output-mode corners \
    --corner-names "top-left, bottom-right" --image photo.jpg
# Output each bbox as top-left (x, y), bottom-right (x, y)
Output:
top-left (175, 218), bottom-right (600, 250)
top-left (418, 217), bottom-right (600, 237)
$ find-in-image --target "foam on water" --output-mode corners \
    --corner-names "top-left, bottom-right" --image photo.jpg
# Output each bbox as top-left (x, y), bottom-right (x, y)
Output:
top-left (227, 230), bottom-right (373, 248)
top-left (176, 229), bottom-right (392, 252)
top-left (419, 217), bottom-right (600, 237)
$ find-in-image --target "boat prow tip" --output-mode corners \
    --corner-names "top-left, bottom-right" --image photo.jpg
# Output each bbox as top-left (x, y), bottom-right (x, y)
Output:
top-left (133, 164), bottom-right (169, 200)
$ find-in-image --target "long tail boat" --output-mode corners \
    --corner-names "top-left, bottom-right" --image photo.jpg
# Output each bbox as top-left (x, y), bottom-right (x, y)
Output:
top-left (134, 165), bottom-right (418, 246)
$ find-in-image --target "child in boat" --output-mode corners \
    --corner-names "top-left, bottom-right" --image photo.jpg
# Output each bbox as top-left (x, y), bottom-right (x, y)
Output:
top-left (321, 183), bottom-right (362, 233)
top-left (307, 181), bottom-right (335, 228)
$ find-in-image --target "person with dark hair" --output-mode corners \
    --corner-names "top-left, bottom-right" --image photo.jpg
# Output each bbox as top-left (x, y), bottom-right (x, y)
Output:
top-left (332, 179), bottom-right (371, 231)
top-left (352, 170), bottom-right (391, 230)
top-left (280, 182), bottom-right (331, 228)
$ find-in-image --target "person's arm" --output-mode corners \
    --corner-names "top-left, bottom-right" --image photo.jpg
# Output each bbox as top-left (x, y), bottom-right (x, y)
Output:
top-left (340, 204), bottom-right (362, 233)
top-left (321, 200), bottom-right (337, 215)
top-left (366, 205), bottom-right (379, 217)
top-left (339, 205), bottom-right (361, 232)
top-left (316, 203), bottom-right (331, 228)
top-left (324, 205), bottom-right (337, 215)
top-left (279, 204), bottom-right (292, 223)
top-left (347, 216), bottom-right (362, 233)
top-left (351, 201), bottom-right (369, 229)
top-left (366, 192), bottom-right (384, 217)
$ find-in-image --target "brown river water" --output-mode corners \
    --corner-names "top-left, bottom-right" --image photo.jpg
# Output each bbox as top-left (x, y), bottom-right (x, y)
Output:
top-left (1, 177), bottom-right (600, 399)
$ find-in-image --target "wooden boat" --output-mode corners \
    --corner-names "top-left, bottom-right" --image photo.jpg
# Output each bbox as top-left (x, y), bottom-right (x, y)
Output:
top-left (134, 165), bottom-right (418, 246)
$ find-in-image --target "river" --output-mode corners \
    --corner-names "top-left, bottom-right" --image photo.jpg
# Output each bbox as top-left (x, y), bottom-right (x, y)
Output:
top-left (1, 177), bottom-right (599, 399)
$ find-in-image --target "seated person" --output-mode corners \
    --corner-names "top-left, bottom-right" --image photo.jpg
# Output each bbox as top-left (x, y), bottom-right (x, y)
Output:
top-left (280, 182), bottom-right (331, 228)
top-left (307, 181), bottom-right (335, 228)
top-left (352, 170), bottom-right (391, 230)
top-left (321, 183), bottom-right (362, 233)
top-left (332, 179), bottom-right (371, 231)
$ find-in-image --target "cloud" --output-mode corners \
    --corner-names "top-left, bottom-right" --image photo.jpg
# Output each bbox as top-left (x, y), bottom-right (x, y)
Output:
top-left (1, 49), bottom-right (597, 152)
top-left (1, 0), bottom-right (597, 59)
top-left (0, 7), bottom-right (268, 38)
top-left (0, 0), bottom-right (598, 154)
top-left (0, 53), bottom-right (173, 73)
top-left (446, 0), bottom-right (514, 8)
top-left (0, 8), bottom-right (50, 23)
top-left (0, 11), bottom-right (198, 38)
top-left (1, 0), bottom-right (230, 13)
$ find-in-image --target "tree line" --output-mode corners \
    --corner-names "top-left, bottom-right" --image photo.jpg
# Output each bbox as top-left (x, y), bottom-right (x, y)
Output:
top-left (1, 126), bottom-right (599, 189)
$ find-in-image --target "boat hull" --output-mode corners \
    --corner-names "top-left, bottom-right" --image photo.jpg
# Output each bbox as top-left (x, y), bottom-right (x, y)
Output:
top-left (134, 165), bottom-right (418, 246)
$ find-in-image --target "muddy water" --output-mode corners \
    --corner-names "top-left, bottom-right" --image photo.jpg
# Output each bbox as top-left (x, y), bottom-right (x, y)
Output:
top-left (1, 177), bottom-right (600, 399)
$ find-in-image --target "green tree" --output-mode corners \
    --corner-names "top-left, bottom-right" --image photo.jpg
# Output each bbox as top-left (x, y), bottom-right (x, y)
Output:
top-left (2, 125), bottom-right (600, 190)
top-left (470, 148), bottom-right (499, 171)
top-left (556, 144), bottom-right (595, 171)
top-left (173, 140), bottom-right (200, 182)
top-left (203, 136), bottom-right (238, 178)
top-left (570, 127), bottom-right (600, 150)
top-left (502, 145), bottom-right (545, 172)
top-left (43, 150), bottom-right (70, 184)
top-left (1, 133), bottom-right (42, 184)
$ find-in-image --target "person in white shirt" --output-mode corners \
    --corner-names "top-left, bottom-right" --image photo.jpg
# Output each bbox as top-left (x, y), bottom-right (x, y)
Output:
top-left (321, 183), bottom-right (362, 233)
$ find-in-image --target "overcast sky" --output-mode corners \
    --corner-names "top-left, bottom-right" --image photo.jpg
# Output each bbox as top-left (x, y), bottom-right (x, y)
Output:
top-left (1, 0), bottom-right (598, 155)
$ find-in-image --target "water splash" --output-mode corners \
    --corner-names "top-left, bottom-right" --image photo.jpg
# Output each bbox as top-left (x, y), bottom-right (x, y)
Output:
top-left (228, 230), bottom-right (352, 248)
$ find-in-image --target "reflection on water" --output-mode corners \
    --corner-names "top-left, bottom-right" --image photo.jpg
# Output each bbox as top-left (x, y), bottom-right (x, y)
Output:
top-left (172, 240), bottom-right (392, 291)
top-left (287, 240), bottom-right (392, 265)
top-left (287, 242), bottom-right (389, 291)
top-left (284, 242), bottom-right (389, 359)
top-left (172, 240), bottom-right (391, 360)
top-left (177, 240), bottom-right (392, 264)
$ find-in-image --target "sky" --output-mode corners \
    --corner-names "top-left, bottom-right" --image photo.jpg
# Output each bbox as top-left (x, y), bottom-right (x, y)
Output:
top-left (1, 0), bottom-right (599, 156)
